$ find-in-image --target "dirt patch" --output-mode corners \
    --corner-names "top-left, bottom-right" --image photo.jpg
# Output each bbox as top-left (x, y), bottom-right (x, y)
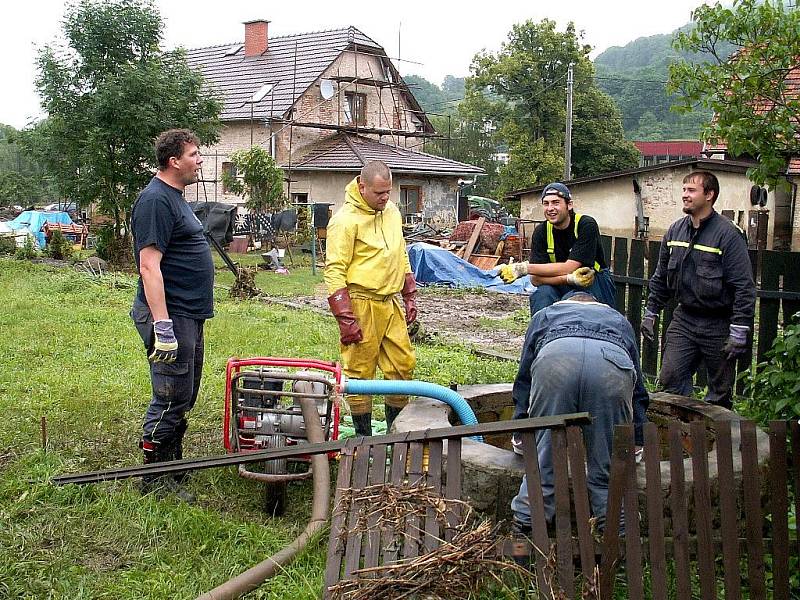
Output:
top-left (285, 286), bottom-right (529, 357)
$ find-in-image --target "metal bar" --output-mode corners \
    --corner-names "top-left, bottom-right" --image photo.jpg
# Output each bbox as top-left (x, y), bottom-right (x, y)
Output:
top-left (53, 414), bottom-right (592, 485)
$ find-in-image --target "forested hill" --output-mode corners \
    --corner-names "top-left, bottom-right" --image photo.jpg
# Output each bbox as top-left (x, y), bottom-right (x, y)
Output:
top-left (593, 27), bottom-right (734, 141)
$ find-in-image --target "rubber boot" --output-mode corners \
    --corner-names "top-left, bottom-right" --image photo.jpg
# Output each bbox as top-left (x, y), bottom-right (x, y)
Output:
top-left (384, 405), bottom-right (402, 433)
top-left (139, 439), bottom-right (195, 504)
top-left (352, 413), bottom-right (372, 437)
top-left (510, 518), bottom-right (533, 569)
top-left (172, 419), bottom-right (189, 483)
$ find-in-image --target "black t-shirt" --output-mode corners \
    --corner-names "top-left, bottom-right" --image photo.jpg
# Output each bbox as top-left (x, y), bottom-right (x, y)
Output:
top-left (132, 176), bottom-right (215, 319)
top-left (529, 211), bottom-right (607, 269)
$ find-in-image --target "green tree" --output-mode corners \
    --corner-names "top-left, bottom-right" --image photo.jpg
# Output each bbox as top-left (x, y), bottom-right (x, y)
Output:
top-left (0, 124), bottom-right (56, 207)
top-left (222, 146), bottom-right (284, 219)
top-left (669, 0), bottom-right (800, 189)
top-left (28, 0), bottom-right (221, 237)
top-left (462, 19), bottom-right (638, 197)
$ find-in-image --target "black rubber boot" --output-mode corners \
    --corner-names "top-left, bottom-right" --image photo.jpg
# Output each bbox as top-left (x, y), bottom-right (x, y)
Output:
top-left (384, 405), bottom-right (403, 433)
top-left (139, 439), bottom-right (195, 504)
top-left (172, 419), bottom-right (189, 483)
top-left (352, 413), bottom-right (372, 437)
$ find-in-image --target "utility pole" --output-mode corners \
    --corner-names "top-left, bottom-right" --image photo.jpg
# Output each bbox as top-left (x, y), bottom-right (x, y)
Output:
top-left (564, 63), bottom-right (574, 181)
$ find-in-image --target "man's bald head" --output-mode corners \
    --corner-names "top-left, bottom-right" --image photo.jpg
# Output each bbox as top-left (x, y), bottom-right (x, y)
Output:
top-left (360, 160), bottom-right (391, 184)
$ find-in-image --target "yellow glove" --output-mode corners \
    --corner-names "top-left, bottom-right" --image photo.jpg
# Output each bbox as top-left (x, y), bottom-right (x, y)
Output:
top-left (499, 261), bottom-right (529, 283)
top-left (566, 266), bottom-right (595, 288)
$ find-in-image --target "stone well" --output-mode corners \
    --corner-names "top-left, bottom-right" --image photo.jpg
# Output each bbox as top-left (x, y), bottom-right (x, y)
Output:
top-left (393, 385), bottom-right (770, 523)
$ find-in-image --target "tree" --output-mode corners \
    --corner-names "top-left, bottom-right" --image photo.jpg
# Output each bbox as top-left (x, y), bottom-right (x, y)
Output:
top-left (462, 19), bottom-right (638, 198)
top-left (669, 0), bottom-right (800, 189)
top-left (0, 124), bottom-right (56, 207)
top-left (28, 0), bottom-right (221, 237)
top-left (222, 146), bottom-right (284, 243)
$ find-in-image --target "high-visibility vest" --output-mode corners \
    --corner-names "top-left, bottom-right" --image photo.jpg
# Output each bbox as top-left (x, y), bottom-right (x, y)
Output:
top-left (546, 213), bottom-right (601, 271)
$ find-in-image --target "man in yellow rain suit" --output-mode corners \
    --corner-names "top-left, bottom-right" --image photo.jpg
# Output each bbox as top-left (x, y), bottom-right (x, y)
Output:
top-left (324, 160), bottom-right (418, 436)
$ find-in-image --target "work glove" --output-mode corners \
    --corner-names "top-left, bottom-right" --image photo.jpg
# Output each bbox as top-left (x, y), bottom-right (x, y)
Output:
top-left (566, 266), bottom-right (595, 288)
top-left (328, 287), bottom-right (363, 345)
top-left (149, 319), bottom-right (178, 363)
top-left (499, 261), bottom-right (529, 283)
top-left (401, 273), bottom-right (418, 324)
top-left (641, 308), bottom-right (658, 342)
top-left (722, 324), bottom-right (750, 360)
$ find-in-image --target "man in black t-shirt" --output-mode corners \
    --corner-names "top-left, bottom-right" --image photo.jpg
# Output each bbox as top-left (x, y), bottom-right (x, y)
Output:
top-left (130, 129), bottom-right (214, 500)
top-left (500, 182), bottom-right (616, 315)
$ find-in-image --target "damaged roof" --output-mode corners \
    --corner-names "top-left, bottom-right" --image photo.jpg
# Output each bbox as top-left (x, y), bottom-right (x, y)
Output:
top-left (285, 133), bottom-right (484, 176)
top-left (184, 26), bottom-right (431, 132)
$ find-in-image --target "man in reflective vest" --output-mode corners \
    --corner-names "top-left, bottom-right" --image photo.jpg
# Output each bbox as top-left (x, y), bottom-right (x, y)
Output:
top-left (642, 171), bottom-right (755, 408)
top-left (499, 182), bottom-right (616, 315)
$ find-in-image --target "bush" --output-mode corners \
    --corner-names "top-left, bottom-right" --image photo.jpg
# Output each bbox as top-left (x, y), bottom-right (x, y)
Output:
top-left (740, 312), bottom-right (800, 425)
top-left (44, 230), bottom-right (74, 260)
top-left (94, 225), bottom-right (132, 267)
top-left (0, 236), bottom-right (15, 255)
top-left (14, 236), bottom-right (38, 260)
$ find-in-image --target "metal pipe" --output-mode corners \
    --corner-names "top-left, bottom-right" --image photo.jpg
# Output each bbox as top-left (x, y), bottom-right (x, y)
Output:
top-left (196, 384), bottom-right (330, 600)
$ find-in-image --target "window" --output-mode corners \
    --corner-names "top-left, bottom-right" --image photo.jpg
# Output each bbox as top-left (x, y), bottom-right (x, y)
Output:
top-left (221, 161), bottom-right (237, 193)
top-left (400, 186), bottom-right (422, 221)
top-left (344, 92), bottom-right (367, 126)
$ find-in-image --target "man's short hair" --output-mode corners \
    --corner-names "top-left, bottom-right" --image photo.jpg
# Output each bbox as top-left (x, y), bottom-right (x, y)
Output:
top-left (360, 160), bottom-right (392, 184)
top-left (683, 171), bottom-right (719, 203)
top-left (155, 129), bottom-right (200, 170)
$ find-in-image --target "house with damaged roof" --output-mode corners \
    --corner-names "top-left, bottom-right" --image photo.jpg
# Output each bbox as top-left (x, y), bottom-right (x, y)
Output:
top-left (184, 20), bottom-right (482, 227)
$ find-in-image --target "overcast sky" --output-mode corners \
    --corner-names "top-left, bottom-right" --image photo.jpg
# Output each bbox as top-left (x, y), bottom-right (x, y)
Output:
top-left (0, 0), bottom-right (711, 129)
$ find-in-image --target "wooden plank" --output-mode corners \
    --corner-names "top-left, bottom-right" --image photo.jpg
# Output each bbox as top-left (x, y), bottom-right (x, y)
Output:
top-left (690, 420), bottom-right (716, 600)
top-left (343, 444), bottom-right (371, 578)
top-left (403, 442), bottom-right (425, 559)
top-left (768, 421), bottom-right (789, 600)
top-left (782, 252), bottom-right (800, 328)
top-left (323, 442), bottom-right (355, 596)
top-left (467, 253), bottom-right (500, 269)
top-left (641, 239), bottom-right (662, 377)
top-left (613, 237), bottom-right (629, 314)
top-left (792, 420), bottom-right (800, 575)
top-left (565, 425), bottom-right (596, 578)
top-left (621, 424), bottom-right (644, 600)
top-left (382, 442), bottom-right (408, 565)
top-left (643, 422), bottom-right (667, 600)
top-left (363, 444), bottom-right (387, 572)
top-left (444, 438), bottom-right (462, 543)
top-left (669, 421), bottom-right (692, 600)
top-left (715, 420), bottom-right (742, 600)
top-left (598, 425), bottom-right (631, 599)
top-left (740, 420), bottom-right (766, 598)
top-left (757, 250), bottom-right (781, 365)
top-left (424, 441), bottom-right (443, 552)
top-left (600, 234), bottom-right (612, 270)
top-left (521, 431), bottom-right (553, 600)
top-left (551, 427), bottom-right (574, 594)
top-left (462, 217), bottom-right (485, 262)
top-left (627, 238), bottom-right (646, 345)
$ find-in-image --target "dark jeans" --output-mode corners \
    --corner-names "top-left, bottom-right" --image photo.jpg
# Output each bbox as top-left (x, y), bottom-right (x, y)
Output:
top-left (529, 268), bottom-right (616, 315)
top-left (131, 300), bottom-right (205, 446)
top-left (659, 306), bottom-right (734, 408)
top-left (511, 337), bottom-right (634, 528)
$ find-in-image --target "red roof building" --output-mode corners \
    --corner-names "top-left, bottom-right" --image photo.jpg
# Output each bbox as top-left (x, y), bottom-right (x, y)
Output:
top-left (633, 141), bottom-right (703, 167)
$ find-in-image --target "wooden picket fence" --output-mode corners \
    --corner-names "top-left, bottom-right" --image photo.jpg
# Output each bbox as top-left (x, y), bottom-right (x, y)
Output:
top-left (601, 235), bottom-right (800, 390)
top-left (600, 419), bottom-right (800, 600)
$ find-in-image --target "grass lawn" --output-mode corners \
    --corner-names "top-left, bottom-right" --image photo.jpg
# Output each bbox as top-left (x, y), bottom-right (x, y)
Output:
top-left (0, 257), bottom-right (519, 599)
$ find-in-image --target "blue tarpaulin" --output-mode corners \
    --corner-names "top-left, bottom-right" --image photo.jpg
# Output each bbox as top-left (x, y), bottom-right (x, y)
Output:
top-left (7, 211), bottom-right (74, 249)
top-left (407, 242), bottom-right (535, 295)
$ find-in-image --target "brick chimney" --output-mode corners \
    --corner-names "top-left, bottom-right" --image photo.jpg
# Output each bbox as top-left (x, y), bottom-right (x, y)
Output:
top-left (244, 20), bottom-right (270, 56)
